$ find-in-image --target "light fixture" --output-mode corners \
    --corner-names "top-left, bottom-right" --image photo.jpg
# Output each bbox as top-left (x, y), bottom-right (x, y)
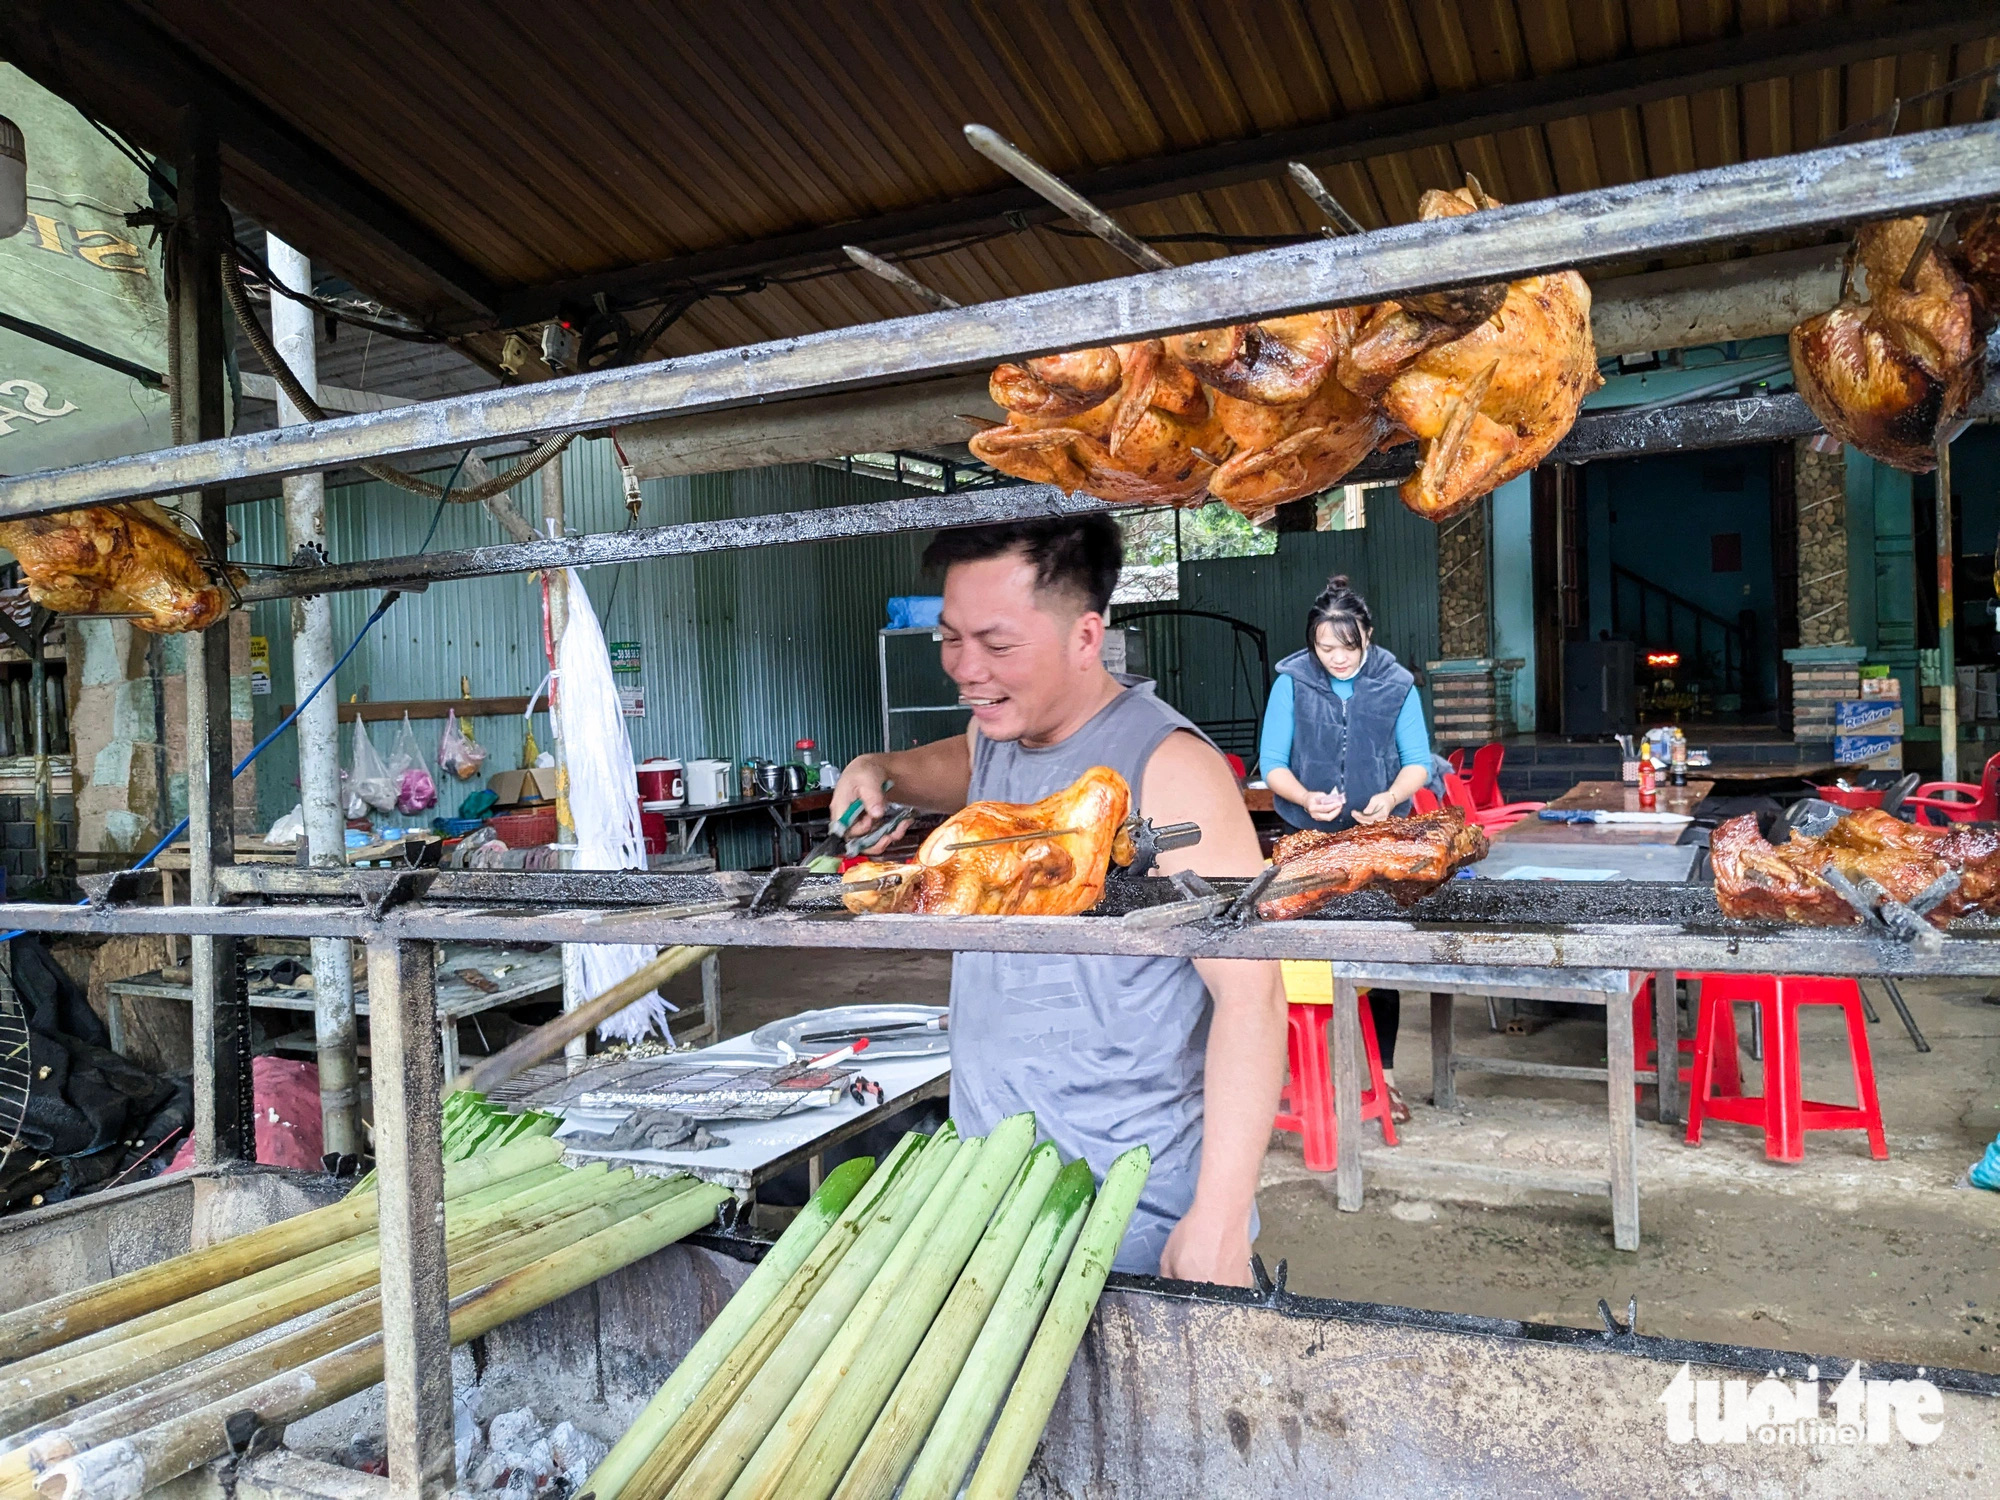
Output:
top-left (1646, 651), bottom-right (1680, 668)
top-left (0, 116), bottom-right (25, 239)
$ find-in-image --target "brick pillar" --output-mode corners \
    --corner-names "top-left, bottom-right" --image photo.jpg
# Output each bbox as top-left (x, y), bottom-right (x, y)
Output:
top-left (1438, 507), bottom-right (1490, 659)
top-left (1795, 440), bottom-right (1850, 646)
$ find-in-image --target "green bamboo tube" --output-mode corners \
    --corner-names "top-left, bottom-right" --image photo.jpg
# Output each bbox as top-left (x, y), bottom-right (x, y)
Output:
top-left (965, 1147), bottom-right (1149, 1500)
top-left (723, 1135), bottom-right (987, 1500)
top-left (581, 1158), bottom-right (875, 1500)
top-left (780, 1120), bottom-right (1040, 1500)
top-left (667, 1127), bottom-right (962, 1500)
top-left (830, 1145), bottom-right (1059, 1500)
top-left (2, 1174), bottom-right (690, 1496)
top-left (0, 1163), bottom-right (605, 1430)
top-left (33, 1184), bottom-right (732, 1500)
top-left (896, 1159), bottom-right (1096, 1500)
top-left (617, 1135), bottom-right (928, 1500)
top-left (0, 1136), bottom-right (564, 1364)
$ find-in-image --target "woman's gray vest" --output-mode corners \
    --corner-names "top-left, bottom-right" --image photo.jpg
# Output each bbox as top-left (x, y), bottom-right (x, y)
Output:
top-left (1272, 644), bottom-right (1417, 832)
top-left (948, 677), bottom-right (1242, 1275)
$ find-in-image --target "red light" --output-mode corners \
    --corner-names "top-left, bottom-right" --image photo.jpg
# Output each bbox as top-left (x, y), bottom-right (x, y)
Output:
top-left (1646, 651), bottom-right (1680, 668)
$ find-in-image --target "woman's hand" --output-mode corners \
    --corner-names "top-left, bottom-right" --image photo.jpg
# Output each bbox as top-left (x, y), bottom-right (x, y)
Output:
top-left (1352, 791), bottom-right (1399, 824)
top-left (1305, 790), bottom-right (1345, 823)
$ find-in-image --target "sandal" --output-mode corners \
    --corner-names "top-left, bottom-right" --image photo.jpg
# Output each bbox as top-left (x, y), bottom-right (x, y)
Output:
top-left (1386, 1083), bottom-right (1412, 1124)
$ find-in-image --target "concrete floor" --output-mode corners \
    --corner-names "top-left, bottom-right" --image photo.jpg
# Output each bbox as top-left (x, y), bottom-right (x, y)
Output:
top-left (668, 949), bottom-right (2000, 1375)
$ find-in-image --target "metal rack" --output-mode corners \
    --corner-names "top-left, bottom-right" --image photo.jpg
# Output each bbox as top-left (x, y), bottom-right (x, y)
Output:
top-left (3, 121), bottom-right (1999, 1496)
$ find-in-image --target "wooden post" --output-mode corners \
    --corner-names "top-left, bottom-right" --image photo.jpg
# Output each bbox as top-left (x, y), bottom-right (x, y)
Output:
top-left (700, 950), bottom-right (722, 1044)
top-left (1332, 976), bottom-right (1364, 1212)
top-left (1429, 991), bottom-right (1456, 1109)
top-left (174, 110), bottom-right (248, 1165)
top-left (368, 937), bottom-right (455, 1500)
top-left (1651, 969), bottom-right (1680, 1125)
top-left (1604, 984), bottom-right (1640, 1251)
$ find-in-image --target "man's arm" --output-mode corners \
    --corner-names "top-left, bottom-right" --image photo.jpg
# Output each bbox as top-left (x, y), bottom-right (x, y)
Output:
top-left (828, 723), bottom-right (976, 836)
top-left (1141, 730), bottom-right (1287, 1287)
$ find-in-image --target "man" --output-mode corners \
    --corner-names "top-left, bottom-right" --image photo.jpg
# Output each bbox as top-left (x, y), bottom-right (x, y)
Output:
top-left (832, 514), bottom-right (1285, 1284)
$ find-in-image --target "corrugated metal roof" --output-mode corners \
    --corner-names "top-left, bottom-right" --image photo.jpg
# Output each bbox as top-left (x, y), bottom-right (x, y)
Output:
top-left (97, 1), bottom-right (2000, 348)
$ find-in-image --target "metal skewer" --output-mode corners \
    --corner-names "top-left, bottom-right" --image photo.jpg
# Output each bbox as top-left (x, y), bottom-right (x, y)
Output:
top-left (1286, 162), bottom-right (1365, 237)
top-left (963, 124), bottom-right (1173, 272)
top-left (843, 246), bottom-right (962, 311)
top-left (941, 826), bottom-right (1089, 852)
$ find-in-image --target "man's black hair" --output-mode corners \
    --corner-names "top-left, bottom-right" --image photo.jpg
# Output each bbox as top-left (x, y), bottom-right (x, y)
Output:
top-left (920, 513), bottom-right (1123, 617)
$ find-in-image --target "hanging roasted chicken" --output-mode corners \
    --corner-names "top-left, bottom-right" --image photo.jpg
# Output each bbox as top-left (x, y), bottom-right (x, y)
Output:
top-left (1789, 216), bottom-right (1986, 473)
top-left (842, 765), bottom-right (1138, 916)
top-left (0, 501), bottom-right (234, 633)
top-left (1712, 809), bottom-right (2000, 926)
top-left (970, 340), bottom-right (1222, 506)
top-left (1255, 807), bottom-right (1489, 921)
top-left (1368, 182), bottom-right (1601, 522)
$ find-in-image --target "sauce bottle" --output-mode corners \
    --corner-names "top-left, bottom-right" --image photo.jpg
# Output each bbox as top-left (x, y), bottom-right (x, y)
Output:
top-left (1670, 729), bottom-right (1688, 788)
top-left (1637, 742), bottom-right (1658, 808)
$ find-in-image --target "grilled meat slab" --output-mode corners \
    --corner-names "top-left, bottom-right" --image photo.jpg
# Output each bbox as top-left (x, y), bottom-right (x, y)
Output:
top-left (1257, 808), bottom-right (1490, 920)
top-left (1711, 809), bottom-right (2000, 926)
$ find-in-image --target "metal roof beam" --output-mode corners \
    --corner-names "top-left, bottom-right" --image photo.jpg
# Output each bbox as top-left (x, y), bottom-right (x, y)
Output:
top-left (4, 120), bottom-right (1999, 523)
top-left (495, 1), bottom-right (2000, 325)
top-left (0, 0), bottom-right (501, 328)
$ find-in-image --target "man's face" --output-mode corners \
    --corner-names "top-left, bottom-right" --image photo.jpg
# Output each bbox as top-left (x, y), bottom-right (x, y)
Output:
top-left (938, 552), bottom-right (1101, 744)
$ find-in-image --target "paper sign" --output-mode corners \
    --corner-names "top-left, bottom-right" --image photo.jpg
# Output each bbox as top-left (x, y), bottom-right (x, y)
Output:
top-left (610, 641), bottom-right (642, 673)
top-left (248, 635), bottom-right (271, 695)
top-left (619, 683), bottom-right (645, 718)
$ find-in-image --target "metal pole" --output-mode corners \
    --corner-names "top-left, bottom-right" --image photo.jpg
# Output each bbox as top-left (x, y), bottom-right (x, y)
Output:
top-left (1937, 434), bottom-right (1957, 783)
top-left (543, 457), bottom-right (588, 1071)
top-left (269, 233), bottom-right (360, 1158)
top-left (366, 936), bottom-right (455, 1500)
top-left (27, 612), bottom-right (48, 886)
top-left (175, 111), bottom-right (249, 1164)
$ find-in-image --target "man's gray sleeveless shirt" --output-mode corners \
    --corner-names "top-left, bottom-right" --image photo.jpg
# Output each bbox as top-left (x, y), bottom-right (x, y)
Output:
top-left (948, 676), bottom-right (1237, 1274)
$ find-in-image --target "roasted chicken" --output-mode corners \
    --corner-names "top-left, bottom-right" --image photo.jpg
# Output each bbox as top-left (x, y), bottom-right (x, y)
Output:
top-left (1711, 809), bottom-right (2000, 926)
top-left (970, 340), bottom-right (1222, 507)
top-left (1371, 183), bottom-right (1601, 521)
top-left (1256, 807), bottom-right (1490, 920)
top-left (0, 501), bottom-right (233, 634)
top-left (1790, 216), bottom-right (1985, 473)
top-left (842, 765), bottom-right (1137, 916)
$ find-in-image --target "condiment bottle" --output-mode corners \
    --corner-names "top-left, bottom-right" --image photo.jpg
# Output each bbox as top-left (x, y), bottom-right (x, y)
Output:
top-left (1670, 729), bottom-right (1688, 788)
top-left (1637, 742), bottom-right (1657, 808)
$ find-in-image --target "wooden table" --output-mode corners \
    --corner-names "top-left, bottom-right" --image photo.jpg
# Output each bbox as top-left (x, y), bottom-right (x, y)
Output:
top-left (1491, 778), bottom-right (1711, 845)
top-left (1323, 962), bottom-right (1646, 1250)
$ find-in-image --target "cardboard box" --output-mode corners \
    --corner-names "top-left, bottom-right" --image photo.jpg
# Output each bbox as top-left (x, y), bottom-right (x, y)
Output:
top-left (1859, 675), bottom-right (1902, 700)
top-left (1833, 700), bottom-right (1904, 735)
top-left (1833, 735), bottom-right (1902, 767)
top-left (487, 768), bottom-right (559, 808)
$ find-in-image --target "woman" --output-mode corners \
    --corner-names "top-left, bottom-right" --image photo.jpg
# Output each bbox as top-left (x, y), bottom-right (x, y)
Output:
top-left (1259, 574), bottom-right (1432, 1121)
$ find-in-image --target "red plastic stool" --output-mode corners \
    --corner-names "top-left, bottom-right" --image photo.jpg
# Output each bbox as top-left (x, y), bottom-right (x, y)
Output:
top-left (1684, 974), bottom-right (1888, 1161)
top-left (1274, 995), bottom-right (1398, 1172)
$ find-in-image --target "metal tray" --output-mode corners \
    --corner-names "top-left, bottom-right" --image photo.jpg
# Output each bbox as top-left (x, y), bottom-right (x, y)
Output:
top-left (751, 1004), bottom-right (949, 1059)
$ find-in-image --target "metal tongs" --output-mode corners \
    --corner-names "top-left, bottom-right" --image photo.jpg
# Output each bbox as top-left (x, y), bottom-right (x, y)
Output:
top-left (1817, 862), bottom-right (1960, 955)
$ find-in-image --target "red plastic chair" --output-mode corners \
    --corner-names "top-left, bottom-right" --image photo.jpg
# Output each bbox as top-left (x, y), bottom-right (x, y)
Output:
top-left (1902, 751), bottom-right (2000, 826)
top-left (1442, 773), bottom-right (1532, 831)
top-left (1273, 990), bottom-right (1398, 1171)
top-left (1468, 743), bottom-right (1546, 820)
top-left (1629, 972), bottom-right (1698, 1103)
top-left (1684, 973), bottom-right (1887, 1162)
top-left (1447, 748), bottom-right (1467, 775)
top-left (1410, 786), bottom-right (1442, 814)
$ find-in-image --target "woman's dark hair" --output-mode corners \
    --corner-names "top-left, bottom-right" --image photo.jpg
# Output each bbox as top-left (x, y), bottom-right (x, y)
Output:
top-left (1307, 574), bottom-right (1372, 652)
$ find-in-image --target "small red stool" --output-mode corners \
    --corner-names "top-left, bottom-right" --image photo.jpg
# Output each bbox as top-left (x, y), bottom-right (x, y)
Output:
top-left (1684, 974), bottom-right (1888, 1161)
top-left (1273, 995), bottom-right (1398, 1172)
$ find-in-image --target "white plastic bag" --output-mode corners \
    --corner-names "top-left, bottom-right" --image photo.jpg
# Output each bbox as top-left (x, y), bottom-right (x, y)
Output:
top-left (264, 804), bottom-right (305, 845)
top-left (348, 719), bottom-right (399, 812)
top-left (391, 713), bottom-right (437, 814)
top-left (439, 708), bottom-right (488, 781)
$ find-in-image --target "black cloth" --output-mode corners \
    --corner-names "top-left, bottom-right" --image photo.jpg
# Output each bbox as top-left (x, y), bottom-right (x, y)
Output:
top-left (1272, 644), bottom-right (1417, 832)
top-left (1369, 988), bottom-right (1400, 1071)
top-left (1, 937), bottom-right (192, 1211)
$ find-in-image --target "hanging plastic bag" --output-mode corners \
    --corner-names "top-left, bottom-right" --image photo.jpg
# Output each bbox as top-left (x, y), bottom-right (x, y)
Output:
top-left (438, 709), bottom-right (488, 781)
top-left (391, 713), bottom-right (437, 814)
top-left (264, 804), bottom-right (306, 846)
top-left (348, 719), bottom-right (399, 812)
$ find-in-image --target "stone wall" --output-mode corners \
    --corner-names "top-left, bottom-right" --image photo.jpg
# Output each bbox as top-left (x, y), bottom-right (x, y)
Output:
top-left (66, 616), bottom-right (257, 855)
top-left (1796, 439), bottom-right (1850, 645)
top-left (1437, 507), bottom-right (1489, 659)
